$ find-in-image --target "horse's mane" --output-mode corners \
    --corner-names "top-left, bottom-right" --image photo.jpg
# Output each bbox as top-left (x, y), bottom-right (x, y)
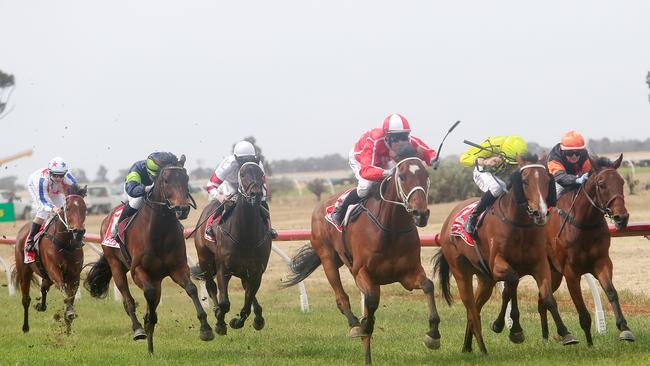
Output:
top-left (519, 152), bottom-right (539, 164)
top-left (68, 185), bottom-right (86, 197)
top-left (393, 142), bottom-right (418, 161)
top-left (592, 156), bottom-right (614, 169)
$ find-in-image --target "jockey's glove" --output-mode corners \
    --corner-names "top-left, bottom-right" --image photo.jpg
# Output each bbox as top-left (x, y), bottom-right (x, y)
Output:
top-left (575, 172), bottom-right (589, 185)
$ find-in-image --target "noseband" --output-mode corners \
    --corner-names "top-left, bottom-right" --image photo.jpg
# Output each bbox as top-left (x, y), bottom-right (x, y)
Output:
top-left (379, 157), bottom-right (429, 213)
top-left (582, 169), bottom-right (624, 220)
top-left (237, 162), bottom-right (265, 203)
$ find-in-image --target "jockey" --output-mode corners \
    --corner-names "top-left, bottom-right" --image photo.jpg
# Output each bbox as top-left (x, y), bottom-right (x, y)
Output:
top-left (330, 113), bottom-right (438, 226)
top-left (111, 152), bottom-right (179, 239)
top-left (25, 157), bottom-right (79, 254)
top-left (547, 130), bottom-right (591, 196)
top-left (205, 140), bottom-right (276, 238)
top-left (460, 135), bottom-right (528, 237)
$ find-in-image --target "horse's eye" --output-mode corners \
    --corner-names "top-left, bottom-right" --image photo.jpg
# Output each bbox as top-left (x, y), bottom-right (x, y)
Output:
top-left (522, 180), bottom-right (529, 187)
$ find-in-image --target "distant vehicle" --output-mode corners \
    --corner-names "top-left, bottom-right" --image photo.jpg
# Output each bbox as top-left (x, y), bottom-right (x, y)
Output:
top-left (86, 186), bottom-right (113, 215)
top-left (0, 190), bottom-right (31, 220)
top-left (109, 186), bottom-right (126, 207)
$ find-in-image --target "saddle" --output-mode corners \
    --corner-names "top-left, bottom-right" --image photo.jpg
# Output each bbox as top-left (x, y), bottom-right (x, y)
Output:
top-left (450, 201), bottom-right (487, 246)
top-left (325, 190), bottom-right (366, 232)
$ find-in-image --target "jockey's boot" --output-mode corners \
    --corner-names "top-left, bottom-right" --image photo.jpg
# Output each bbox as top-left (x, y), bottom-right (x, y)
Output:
top-left (331, 189), bottom-right (361, 226)
top-left (205, 203), bottom-right (226, 239)
top-left (25, 222), bottom-right (41, 253)
top-left (260, 201), bottom-right (278, 239)
top-left (464, 191), bottom-right (497, 238)
top-left (112, 205), bottom-right (138, 239)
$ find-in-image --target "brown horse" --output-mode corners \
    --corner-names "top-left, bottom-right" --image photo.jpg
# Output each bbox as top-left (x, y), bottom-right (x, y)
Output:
top-left (283, 144), bottom-right (441, 365)
top-left (15, 185), bottom-right (88, 335)
top-left (84, 155), bottom-right (214, 353)
top-left (434, 154), bottom-right (577, 354)
top-left (540, 154), bottom-right (634, 345)
top-left (193, 161), bottom-right (272, 336)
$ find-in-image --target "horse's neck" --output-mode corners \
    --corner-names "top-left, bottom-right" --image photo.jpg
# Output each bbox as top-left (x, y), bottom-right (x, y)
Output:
top-left (569, 183), bottom-right (602, 222)
top-left (499, 191), bottom-right (531, 224)
top-left (373, 181), bottom-right (412, 229)
top-left (231, 196), bottom-right (264, 239)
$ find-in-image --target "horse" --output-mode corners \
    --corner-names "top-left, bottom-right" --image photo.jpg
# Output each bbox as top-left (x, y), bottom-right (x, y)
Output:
top-left (434, 154), bottom-right (577, 354)
top-left (540, 154), bottom-right (634, 345)
top-left (14, 185), bottom-right (88, 335)
top-left (192, 161), bottom-right (272, 336)
top-left (84, 155), bottom-right (214, 353)
top-left (283, 143), bottom-right (441, 365)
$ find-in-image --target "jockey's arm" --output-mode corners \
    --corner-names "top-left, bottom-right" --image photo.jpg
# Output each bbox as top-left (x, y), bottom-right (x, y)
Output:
top-left (125, 171), bottom-right (146, 197)
top-left (37, 176), bottom-right (56, 212)
top-left (548, 160), bottom-right (578, 187)
top-left (63, 171), bottom-right (80, 193)
top-left (409, 136), bottom-right (437, 165)
top-left (357, 139), bottom-right (388, 181)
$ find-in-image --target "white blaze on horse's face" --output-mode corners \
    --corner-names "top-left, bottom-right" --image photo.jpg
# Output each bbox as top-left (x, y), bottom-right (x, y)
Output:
top-left (535, 170), bottom-right (548, 215)
top-left (409, 164), bottom-right (420, 175)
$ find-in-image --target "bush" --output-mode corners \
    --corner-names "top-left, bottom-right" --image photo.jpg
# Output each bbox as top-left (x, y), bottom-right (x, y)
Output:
top-left (267, 177), bottom-right (296, 199)
top-left (427, 162), bottom-right (480, 203)
top-left (306, 178), bottom-right (326, 200)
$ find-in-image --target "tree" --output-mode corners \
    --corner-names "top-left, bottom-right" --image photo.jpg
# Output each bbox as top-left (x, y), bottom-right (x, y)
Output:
top-left (0, 69), bottom-right (16, 120)
top-left (306, 178), bottom-right (326, 201)
top-left (113, 169), bottom-right (130, 184)
top-left (233, 136), bottom-right (273, 175)
top-left (71, 169), bottom-right (89, 183)
top-left (95, 165), bottom-right (109, 183)
top-left (0, 176), bottom-right (19, 190)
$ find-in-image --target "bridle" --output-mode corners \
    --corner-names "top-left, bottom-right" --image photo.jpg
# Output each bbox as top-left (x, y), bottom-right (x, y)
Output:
top-left (379, 157), bottom-right (430, 213)
top-left (237, 162), bottom-right (265, 204)
top-left (519, 164), bottom-right (549, 218)
top-left (45, 194), bottom-right (86, 249)
top-left (581, 168), bottom-right (624, 220)
top-left (145, 166), bottom-right (197, 211)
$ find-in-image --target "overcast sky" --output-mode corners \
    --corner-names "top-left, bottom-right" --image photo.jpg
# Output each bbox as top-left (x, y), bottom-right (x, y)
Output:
top-left (2, 0), bottom-right (649, 182)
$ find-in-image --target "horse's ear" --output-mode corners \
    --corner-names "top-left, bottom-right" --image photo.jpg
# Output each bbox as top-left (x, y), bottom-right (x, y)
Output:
top-left (80, 185), bottom-right (87, 197)
top-left (179, 154), bottom-right (186, 167)
top-left (515, 154), bottom-right (524, 166)
top-left (613, 153), bottom-right (623, 169)
top-left (539, 153), bottom-right (548, 164)
top-left (588, 154), bottom-right (598, 172)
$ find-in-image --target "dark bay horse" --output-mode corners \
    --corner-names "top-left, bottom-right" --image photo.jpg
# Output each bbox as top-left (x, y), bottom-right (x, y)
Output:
top-left (193, 161), bottom-right (272, 335)
top-left (540, 154), bottom-right (634, 345)
top-left (434, 154), bottom-right (577, 354)
top-left (84, 155), bottom-right (214, 353)
top-left (283, 144), bottom-right (441, 365)
top-left (15, 185), bottom-right (87, 335)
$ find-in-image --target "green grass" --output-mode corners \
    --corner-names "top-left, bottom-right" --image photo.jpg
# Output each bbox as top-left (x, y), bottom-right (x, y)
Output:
top-left (1, 281), bottom-right (649, 365)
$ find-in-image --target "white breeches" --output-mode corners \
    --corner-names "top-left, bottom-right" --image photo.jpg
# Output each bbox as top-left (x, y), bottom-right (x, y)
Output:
top-left (473, 168), bottom-right (507, 197)
top-left (348, 149), bottom-right (375, 198)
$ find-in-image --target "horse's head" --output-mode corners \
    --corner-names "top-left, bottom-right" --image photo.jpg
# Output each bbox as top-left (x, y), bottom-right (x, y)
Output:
top-left (586, 154), bottom-right (628, 230)
top-left (385, 142), bottom-right (430, 227)
top-left (511, 153), bottom-right (555, 226)
top-left (65, 185), bottom-right (87, 242)
top-left (238, 161), bottom-right (265, 206)
top-left (152, 154), bottom-right (194, 220)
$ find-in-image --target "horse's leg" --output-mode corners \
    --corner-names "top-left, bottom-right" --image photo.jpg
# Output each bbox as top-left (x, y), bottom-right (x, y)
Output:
top-left (19, 266), bottom-right (33, 333)
top-left (230, 275), bottom-right (261, 329)
top-left (490, 257), bottom-right (516, 335)
top-left (594, 258), bottom-right (634, 341)
top-left (134, 267), bottom-right (161, 354)
top-left (354, 268), bottom-right (380, 366)
top-left (108, 257), bottom-right (145, 340)
top-left (169, 267), bottom-right (214, 341)
top-left (35, 278), bottom-right (52, 312)
top-left (399, 265), bottom-right (441, 350)
top-left (454, 267), bottom-right (481, 353)
top-left (319, 248), bottom-right (359, 331)
top-left (564, 271), bottom-right (593, 346)
top-left (538, 267), bottom-right (563, 341)
top-left (214, 266), bottom-right (231, 335)
top-left (44, 265), bottom-right (77, 335)
top-left (251, 296), bottom-right (265, 331)
top-left (473, 274), bottom-right (495, 354)
top-left (533, 264), bottom-right (577, 345)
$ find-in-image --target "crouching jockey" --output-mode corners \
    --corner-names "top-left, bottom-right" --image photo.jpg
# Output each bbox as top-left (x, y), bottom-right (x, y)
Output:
top-left (111, 152), bottom-right (179, 239)
top-left (205, 140), bottom-right (277, 239)
top-left (25, 157), bottom-right (79, 254)
top-left (330, 113), bottom-right (438, 226)
top-left (460, 135), bottom-right (528, 237)
top-left (547, 130), bottom-right (591, 196)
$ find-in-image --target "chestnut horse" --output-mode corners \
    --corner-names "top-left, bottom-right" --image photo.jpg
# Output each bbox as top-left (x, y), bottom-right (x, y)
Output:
top-left (193, 162), bottom-right (272, 336)
top-left (283, 144), bottom-right (441, 365)
top-left (84, 155), bottom-right (214, 353)
top-left (434, 154), bottom-right (577, 354)
top-left (540, 154), bottom-right (634, 345)
top-left (15, 185), bottom-right (87, 335)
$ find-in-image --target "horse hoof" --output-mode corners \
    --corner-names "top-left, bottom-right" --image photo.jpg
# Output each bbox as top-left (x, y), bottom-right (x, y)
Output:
top-left (253, 317), bottom-right (265, 331)
top-left (490, 321), bottom-right (504, 334)
top-left (509, 331), bottom-right (525, 344)
top-left (619, 330), bottom-right (635, 342)
top-left (423, 334), bottom-right (440, 350)
top-left (133, 328), bottom-right (147, 340)
top-left (200, 329), bottom-right (215, 341)
top-left (349, 326), bottom-right (367, 338)
top-left (215, 323), bottom-right (227, 335)
top-left (561, 333), bottom-right (579, 346)
top-left (34, 303), bottom-right (46, 312)
top-left (229, 318), bottom-right (244, 329)
top-left (22, 326), bottom-right (29, 333)
top-left (65, 310), bottom-right (77, 321)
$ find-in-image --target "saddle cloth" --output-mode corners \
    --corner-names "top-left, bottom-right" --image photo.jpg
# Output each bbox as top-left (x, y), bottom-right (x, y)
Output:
top-left (450, 201), bottom-right (486, 247)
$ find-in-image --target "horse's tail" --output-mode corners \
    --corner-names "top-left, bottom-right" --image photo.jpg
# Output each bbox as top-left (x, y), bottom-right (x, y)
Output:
top-left (281, 244), bottom-right (321, 288)
top-left (190, 265), bottom-right (206, 281)
top-left (433, 250), bottom-right (454, 305)
top-left (83, 255), bottom-right (113, 298)
top-left (10, 264), bottom-right (18, 289)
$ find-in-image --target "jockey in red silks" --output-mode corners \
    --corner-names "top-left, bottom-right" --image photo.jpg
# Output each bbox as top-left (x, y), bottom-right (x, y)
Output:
top-left (330, 113), bottom-right (438, 226)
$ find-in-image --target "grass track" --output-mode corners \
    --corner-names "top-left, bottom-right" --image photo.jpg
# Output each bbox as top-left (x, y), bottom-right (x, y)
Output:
top-left (1, 280), bottom-right (648, 366)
